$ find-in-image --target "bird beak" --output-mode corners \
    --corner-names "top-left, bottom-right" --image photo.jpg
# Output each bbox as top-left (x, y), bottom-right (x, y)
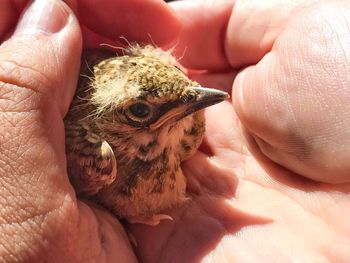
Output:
top-left (181, 86), bottom-right (229, 118)
top-left (150, 87), bottom-right (229, 130)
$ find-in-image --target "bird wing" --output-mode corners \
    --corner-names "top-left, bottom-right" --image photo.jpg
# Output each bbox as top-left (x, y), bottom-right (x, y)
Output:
top-left (65, 122), bottom-right (117, 196)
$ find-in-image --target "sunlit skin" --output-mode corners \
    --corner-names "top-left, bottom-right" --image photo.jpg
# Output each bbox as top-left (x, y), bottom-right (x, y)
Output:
top-left (0, 0), bottom-right (350, 262)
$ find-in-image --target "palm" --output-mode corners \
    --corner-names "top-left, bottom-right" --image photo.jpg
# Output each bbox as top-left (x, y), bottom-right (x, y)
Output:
top-left (127, 98), bottom-right (350, 262)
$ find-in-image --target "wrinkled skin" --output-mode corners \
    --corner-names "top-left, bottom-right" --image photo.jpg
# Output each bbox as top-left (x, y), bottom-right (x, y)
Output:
top-left (1, 0), bottom-right (350, 262)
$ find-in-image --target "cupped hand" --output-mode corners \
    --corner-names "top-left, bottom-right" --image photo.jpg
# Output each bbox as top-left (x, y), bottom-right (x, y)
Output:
top-left (0, 0), bottom-right (180, 262)
top-left (128, 0), bottom-right (350, 262)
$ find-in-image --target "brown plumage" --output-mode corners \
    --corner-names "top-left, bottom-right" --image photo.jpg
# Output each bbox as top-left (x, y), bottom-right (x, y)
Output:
top-left (64, 45), bottom-right (228, 224)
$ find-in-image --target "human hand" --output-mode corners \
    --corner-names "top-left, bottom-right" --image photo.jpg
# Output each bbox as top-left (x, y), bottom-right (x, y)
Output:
top-left (0, 0), bottom-right (180, 262)
top-left (126, 0), bottom-right (350, 262)
top-left (3, 0), bottom-right (350, 262)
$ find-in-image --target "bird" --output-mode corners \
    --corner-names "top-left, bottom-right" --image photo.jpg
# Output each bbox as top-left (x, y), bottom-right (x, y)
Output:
top-left (64, 45), bottom-right (228, 225)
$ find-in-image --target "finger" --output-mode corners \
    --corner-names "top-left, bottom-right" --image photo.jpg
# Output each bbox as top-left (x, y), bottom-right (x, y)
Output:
top-left (66, 0), bottom-right (182, 47)
top-left (1, 2), bottom-right (81, 115)
top-left (233, 2), bottom-right (350, 184)
top-left (169, 0), bottom-right (234, 70)
top-left (170, 0), bottom-right (304, 70)
top-left (0, 0), bottom-right (131, 261)
top-left (225, 0), bottom-right (306, 68)
top-left (0, 0), bottom-right (82, 260)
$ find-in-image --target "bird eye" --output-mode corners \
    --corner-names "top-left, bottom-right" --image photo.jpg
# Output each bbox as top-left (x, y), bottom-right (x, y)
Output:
top-left (128, 102), bottom-right (151, 118)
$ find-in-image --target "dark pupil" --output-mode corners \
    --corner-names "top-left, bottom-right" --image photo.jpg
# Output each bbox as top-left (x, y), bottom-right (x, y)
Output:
top-left (129, 103), bottom-right (150, 118)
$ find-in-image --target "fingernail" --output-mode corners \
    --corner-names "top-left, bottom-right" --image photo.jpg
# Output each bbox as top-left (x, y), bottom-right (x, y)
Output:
top-left (15, 0), bottom-right (70, 35)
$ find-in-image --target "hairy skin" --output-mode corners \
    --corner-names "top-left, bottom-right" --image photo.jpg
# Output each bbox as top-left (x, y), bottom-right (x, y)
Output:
top-left (0, 0), bottom-right (350, 262)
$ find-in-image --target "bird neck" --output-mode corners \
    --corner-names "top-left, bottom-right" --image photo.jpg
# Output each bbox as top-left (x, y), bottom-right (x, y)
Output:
top-left (96, 111), bottom-right (205, 197)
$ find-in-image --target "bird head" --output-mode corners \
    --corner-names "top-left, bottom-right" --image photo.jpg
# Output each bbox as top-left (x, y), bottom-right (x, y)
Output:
top-left (87, 45), bottom-right (228, 159)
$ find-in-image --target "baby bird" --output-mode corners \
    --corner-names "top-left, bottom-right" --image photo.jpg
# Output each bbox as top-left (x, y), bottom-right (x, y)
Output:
top-left (64, 45), bottom-right (228, 225)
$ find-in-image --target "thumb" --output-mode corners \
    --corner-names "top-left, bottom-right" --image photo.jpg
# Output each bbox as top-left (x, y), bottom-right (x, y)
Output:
top-left (0, 2), bottom-right (134, 262)
top-left (232, 12), bottom-right (350, 185)
top-left (232, 55), bottom-right (306, 172)
top-left (1, 0), bottom-right (81, 115)
top-left (0, 0), bottom-right (88, 261)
